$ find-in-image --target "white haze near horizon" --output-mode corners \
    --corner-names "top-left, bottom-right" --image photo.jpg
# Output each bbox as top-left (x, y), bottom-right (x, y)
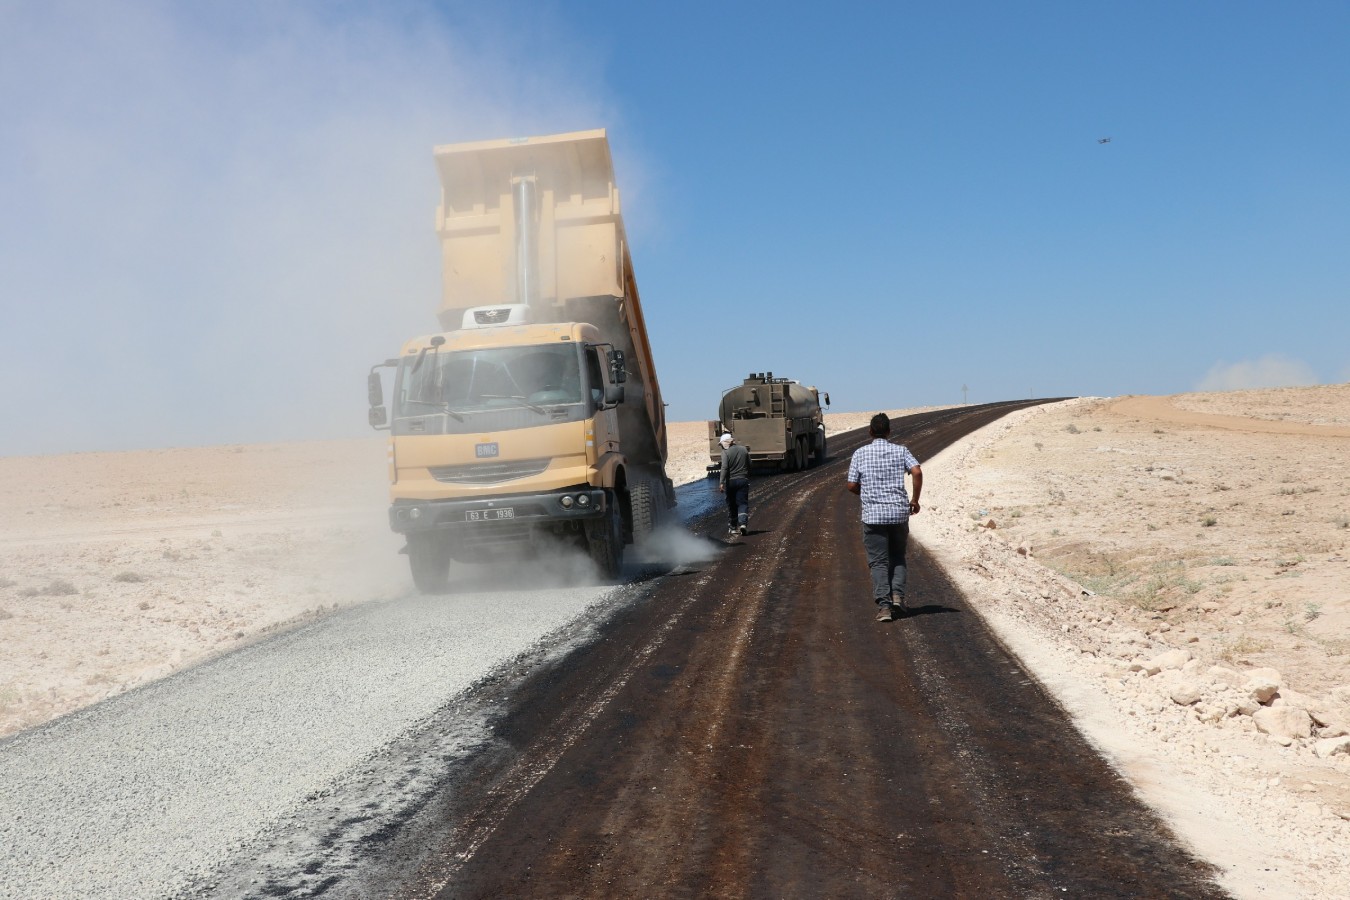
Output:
top-left (1194, 355), bottom-right (1320, 393)
top-left (0, 0), bottom-right (621, 457)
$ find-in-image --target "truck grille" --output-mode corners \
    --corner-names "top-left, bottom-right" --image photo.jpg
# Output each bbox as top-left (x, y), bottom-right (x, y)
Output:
top-left (429, 458), bottom-right (551, 484)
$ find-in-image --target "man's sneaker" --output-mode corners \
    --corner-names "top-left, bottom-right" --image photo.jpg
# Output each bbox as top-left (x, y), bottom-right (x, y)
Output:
top-left (727, 526), bottom-right (738, 538)
top-left (875, 602), bottom-right (895, 622)
top-left (891, 592), bottom-right (908, 615)
top-left (738, 524), bottom-right (748, 535)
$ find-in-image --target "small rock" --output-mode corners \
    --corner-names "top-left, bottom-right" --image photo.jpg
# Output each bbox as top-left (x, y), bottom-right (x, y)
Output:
top-left (1252, 706), bottom-right (1314, 740)
top-left (1146, 648), bottom-right (1192, 673)
top-left (1171, 682), bottom-right (1204, 706)
top-left (984, 519), bottom-right (997, 529)
top-left (1244, 668), bottom-right (1283, 704)
top-left (1209, 666), bottom-right (1245, 688)
top-left (1313, 736), bottom-right (1350, 759)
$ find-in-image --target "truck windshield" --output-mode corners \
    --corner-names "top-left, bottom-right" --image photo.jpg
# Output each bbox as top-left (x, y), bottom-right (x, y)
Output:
top-left (393, 343), bottom-right (590, 435)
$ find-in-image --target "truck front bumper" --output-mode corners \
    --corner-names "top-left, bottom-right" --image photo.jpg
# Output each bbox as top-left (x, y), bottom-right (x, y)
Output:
top-left (389, 488), bottom-right (608, 537)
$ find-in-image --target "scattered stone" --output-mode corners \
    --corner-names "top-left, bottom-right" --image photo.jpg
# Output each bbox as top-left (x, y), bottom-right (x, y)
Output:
top-left (983, 519), bottom-right (997, 529)
top-left (1244, 668), bottom-right (1283, 704)
top-left (1146, 648), bottom-right (1192, 674)
top-left (1252, 706), bottom-right (1314, 740)
top-left (1313, 737), bottom-right (1350, 759)
top-left (1170, 682), bottom-right (1204, 706)
top-left (1209, 666), bottom-right (1245, 688)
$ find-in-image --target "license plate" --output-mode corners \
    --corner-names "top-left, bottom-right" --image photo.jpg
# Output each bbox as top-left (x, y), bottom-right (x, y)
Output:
top-left (466, 507), bottom-right (514, 522)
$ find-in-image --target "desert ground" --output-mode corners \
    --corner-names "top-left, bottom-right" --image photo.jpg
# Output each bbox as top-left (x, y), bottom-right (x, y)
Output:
top-left (2, 388), bottom-right (1349, 896)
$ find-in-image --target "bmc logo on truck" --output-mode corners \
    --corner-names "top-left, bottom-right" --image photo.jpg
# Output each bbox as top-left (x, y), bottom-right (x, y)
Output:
top-left (475, 443), bottom-right (499, 458)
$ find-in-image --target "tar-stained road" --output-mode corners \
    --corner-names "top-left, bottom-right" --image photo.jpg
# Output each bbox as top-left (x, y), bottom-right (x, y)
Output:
top-left (363, 401), bottom-right (1230, 899)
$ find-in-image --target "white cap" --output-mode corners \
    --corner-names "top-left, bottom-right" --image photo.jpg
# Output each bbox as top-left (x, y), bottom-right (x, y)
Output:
top-left (719, 432), bottom-right (733, 447)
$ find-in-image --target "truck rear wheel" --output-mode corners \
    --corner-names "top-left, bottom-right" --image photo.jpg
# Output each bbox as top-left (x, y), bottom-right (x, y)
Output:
top-left (407, 533), bottom-right (452, 594)
top-left (813, 430), bottom-right (827, 466)
top-left (587, 493), bottom-right (623, 580)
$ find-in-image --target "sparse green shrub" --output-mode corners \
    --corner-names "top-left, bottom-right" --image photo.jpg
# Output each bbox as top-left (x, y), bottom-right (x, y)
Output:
top-left (1218, 634), bottom-right (1267, 663)
top-left (1065, 423), bottom-right (1081, 434)
top-left (43, 580), bottom-right (78, 596)
top-left (1201, 516), bottom-right (1217, 527)
top-left (1305, 602), bottom-right (1323, 623)
top-left (113, 571), bottom-right (145, 583)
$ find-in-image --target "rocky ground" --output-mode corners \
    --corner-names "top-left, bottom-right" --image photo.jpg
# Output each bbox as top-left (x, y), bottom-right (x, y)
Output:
top-left (2, 391), bottom-right (1348, 897)
top-left (913, 386), bottom-right (1350, 899)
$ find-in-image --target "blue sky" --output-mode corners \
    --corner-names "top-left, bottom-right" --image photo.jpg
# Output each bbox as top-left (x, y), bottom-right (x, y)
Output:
top-left (2, 0), bottom-right (1347, 455)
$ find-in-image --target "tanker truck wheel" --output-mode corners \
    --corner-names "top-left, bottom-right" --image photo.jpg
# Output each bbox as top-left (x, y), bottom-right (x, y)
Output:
top-left (629, 480), bottom-right (658, 543)
top-left (795, 437), bottom-right (808, 471)
top-left (812, 430), bottom-right (827, 466)
top-left (586, 493), bottom-right (623, 580)
top-left (407, 532), bottom-right (452, 594)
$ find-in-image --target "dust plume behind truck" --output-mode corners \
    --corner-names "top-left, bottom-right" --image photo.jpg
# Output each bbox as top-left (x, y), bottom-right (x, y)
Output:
top-left (366, 129), bottom-right (675, 592)
top-left (707, 372), bottom-right (829, 474)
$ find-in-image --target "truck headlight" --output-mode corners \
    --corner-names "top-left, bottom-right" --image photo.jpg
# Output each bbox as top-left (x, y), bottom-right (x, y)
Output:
top-left (560, 495), bottom-right (574, 509)
top-left (576, 493), bottom-right (591, 508)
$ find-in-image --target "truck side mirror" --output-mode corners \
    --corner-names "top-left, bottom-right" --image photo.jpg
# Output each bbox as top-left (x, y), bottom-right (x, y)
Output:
top-left (604, 383), bottom-right (625, 406)
top-left (823, 392), bottom-right (831, 407)
top-left (368, 365), bottom-right (392, 431)
top-left (607, 349), bottom-right (627, 383)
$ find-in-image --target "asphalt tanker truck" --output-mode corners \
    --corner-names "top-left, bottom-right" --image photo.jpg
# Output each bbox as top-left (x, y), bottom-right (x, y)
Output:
top-left (707, 372), bottom-right (829, 474)
top-left (366, 129), bottom-right (675, 592)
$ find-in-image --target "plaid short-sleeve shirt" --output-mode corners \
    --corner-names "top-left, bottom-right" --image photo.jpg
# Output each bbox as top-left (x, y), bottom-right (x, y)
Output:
top-left (847, 438), bottom-right (920, 525)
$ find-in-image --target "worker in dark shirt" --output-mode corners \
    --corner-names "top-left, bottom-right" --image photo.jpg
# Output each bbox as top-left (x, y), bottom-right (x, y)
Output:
top-left (717, 432), bottom-right (751, 537)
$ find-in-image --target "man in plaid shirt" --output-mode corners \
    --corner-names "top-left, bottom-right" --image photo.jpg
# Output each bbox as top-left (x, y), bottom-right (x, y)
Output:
top-left (846, 413), bottom-right (923, 622)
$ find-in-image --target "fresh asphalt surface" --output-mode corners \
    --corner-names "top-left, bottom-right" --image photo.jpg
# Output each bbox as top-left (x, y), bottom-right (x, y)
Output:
top-left (0, 402), bottom-right (1229, 899)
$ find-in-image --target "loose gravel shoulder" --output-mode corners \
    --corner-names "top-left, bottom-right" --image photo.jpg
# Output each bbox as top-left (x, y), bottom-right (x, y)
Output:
top-left (0, 581), bottom-right (625, 898)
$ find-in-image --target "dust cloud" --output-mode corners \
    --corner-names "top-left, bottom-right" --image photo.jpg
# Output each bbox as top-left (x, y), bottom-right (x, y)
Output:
top-left (0, 0), bottom-right (616, 457)
top-left (631, 523), bottom-right (722, 569)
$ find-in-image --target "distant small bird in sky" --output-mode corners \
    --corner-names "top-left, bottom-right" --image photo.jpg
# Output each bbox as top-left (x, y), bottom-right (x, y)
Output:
top-left (1097, 137), bottom-right (1112, 144)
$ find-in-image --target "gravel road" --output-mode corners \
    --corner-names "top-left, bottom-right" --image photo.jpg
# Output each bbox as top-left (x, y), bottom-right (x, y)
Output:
top-left (0, 572), bottom-right (648, 897)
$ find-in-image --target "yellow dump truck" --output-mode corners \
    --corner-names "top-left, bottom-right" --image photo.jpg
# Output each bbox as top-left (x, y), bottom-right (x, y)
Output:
top-left (366, 130), bottom-right (675, 591)
top-left (707, 372), bottom-right (829, 473)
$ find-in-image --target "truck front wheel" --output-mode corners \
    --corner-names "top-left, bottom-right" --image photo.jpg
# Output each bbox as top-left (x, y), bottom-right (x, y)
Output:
top-left (630, 480), bottom-right (658, 543)
top-left (586, 494), bottom-right (624, 580)
top-left (407, 533), bottom-right (452, 594)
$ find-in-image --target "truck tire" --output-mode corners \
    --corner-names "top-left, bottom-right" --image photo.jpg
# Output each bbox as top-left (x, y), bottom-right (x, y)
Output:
top-left (587, 493), bottom-right (623, 579)
top-left (630, 480), bottom-right (658, 543)
top-left (813, 429), bottom-right (827, 466)
top-left (795, 437), bottom-right (808, 471)
top-left (407, 533), bottom-right (452, 594)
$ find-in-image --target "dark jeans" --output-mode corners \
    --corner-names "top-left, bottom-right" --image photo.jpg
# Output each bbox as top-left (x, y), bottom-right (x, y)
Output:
top-left (862, 521), bottom-right (909, 602)
top-left (724, 478), bottom-right (749, 528)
